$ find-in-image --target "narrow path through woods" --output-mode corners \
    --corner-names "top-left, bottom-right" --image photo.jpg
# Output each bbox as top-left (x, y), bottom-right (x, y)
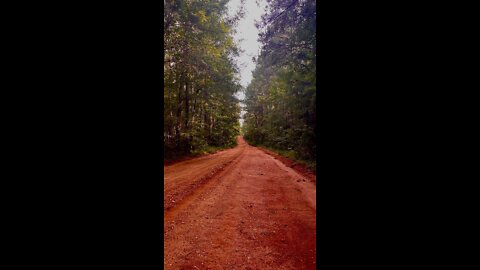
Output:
top-left (164, 137), bottom-right (316, 270)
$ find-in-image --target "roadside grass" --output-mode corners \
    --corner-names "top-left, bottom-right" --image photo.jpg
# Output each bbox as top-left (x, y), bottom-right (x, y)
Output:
top-left (247, 142), bottom-right (316, 172)
top-left (191, 144), bottom-right (236, 156)
top-left (165, 142), bottom-right (238, 165)
top-left (268, 147), bottom-right (316, 171)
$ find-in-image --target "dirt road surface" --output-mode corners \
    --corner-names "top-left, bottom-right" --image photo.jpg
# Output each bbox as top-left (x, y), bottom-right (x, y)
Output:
top-left (164, 137), bottom-right (316, 270)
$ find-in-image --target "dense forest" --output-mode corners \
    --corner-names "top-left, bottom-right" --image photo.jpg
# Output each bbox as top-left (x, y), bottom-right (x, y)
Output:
top-left (243, 0), bottom-right (316, 168)
top-left (164, 0), bottom-right (244, 159)
top-left (164, 0), bottom-right (316, 167)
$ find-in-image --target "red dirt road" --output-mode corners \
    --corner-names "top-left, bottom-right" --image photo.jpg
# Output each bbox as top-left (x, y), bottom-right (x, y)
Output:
top-left (164, 137), bottom-right (316, 270)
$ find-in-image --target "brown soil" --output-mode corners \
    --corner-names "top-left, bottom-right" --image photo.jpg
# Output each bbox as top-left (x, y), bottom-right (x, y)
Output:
top-left (164, 137), bottom-right (316, 270)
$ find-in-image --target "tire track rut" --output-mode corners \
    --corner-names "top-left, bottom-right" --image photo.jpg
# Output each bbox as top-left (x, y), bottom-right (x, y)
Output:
top-left (164, 137), bottom-right (316, 270)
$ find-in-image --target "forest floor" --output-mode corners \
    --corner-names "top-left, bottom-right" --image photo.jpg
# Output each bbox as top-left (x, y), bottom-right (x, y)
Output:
top-left (164, 136), bottom-right (316, 270)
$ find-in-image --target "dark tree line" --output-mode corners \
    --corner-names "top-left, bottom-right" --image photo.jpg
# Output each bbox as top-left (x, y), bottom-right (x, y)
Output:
top-left (243, 0), bottom-right (316, 165)
top-left (164, 0), bottom-right (244, 159)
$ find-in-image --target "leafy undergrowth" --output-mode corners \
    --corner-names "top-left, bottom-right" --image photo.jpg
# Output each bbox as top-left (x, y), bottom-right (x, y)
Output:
top-left (245, 140), bottom-right (316, 172)
top-left (254, 145), bottom-right (316, 185)
top-left (191, 144), bottom-right (234, 156)
top-left (164, 143), bottom-right (237, 166)
top-left (261, 146), bottom-right (315, 171)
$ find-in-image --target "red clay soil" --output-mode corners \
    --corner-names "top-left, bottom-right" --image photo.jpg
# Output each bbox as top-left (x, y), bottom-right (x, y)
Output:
top-left (164, 154), bottom-right (203, 166)
top-left (256, 147), bottom-right (316, 185)
top-left (164, 136), bottom-right (316, 270)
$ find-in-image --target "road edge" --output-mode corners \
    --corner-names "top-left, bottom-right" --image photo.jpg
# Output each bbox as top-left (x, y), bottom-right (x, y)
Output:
top-left (256, 146), bottom-right (316, 185)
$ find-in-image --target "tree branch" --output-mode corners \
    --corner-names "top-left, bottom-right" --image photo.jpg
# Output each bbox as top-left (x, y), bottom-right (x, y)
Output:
top-left (268, 0), bottom-right (300, 24)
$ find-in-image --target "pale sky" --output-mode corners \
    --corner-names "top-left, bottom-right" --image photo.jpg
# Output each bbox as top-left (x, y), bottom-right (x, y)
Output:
top-left (227, 0), bottom-right (267, 125)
